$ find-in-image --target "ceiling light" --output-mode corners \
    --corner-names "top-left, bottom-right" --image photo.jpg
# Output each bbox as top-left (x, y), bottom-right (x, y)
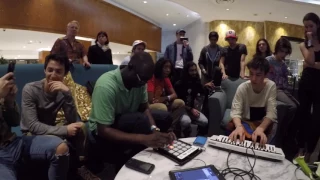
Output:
top-left (226, 8), bottom-right (230, 10)
top-left (187, 15), bottom-right (189, 17)
top-left (29, 40), bottom-right (33, 43)
top-left (23, 46), bottom-right (26, 48)
top-left (166, 14), bottom-right (169, 16)
top-left (143, 1), bottom-right (147, 3)
top-left (285, 16), bottom-right (288, 19)
top-left (173, 24), bottom-right (176, 26)
top-left (18, 55), bottom-right (20, 57)
top-left (294, 0), bottom-right (320, 5)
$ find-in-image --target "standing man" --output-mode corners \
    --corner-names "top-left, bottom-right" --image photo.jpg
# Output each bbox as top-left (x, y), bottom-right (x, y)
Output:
top-left (198, 31), bottom-right (223, 85)
top-left (120, 40), bottom-right (147, 66)
top-left (219, 30), bottom-right (247, 79)
top-left (164, 29), bottom-right (193, 84)
top-left (51, 20), bottom-right (91, 68)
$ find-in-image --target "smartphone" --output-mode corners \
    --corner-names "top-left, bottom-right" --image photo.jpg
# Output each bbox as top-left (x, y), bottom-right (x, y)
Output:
top-left (125, 158), bottom-right (155, 174)
top-left (7, 62), bottom-right (15, 73)
top-left (180, 37), bottom-right (189, 41)
top-left (193, 136), bottom-right (207, 147)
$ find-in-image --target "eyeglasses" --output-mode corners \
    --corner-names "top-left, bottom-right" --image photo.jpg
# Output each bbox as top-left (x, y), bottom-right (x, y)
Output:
top-left (136, 73), bottom-right (146, 85)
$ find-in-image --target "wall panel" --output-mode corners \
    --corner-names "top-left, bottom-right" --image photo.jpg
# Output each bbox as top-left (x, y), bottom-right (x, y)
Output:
top-left (0, 0), bottom-right (161, 51)
top-left (265, 21), bottom-right (304, 51)
top-left (209, 20), bottom-right (265, 63)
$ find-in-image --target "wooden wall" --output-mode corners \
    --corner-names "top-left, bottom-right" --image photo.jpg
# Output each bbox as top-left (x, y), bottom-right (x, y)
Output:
top-left (0, 0), bottom-right (161, 52)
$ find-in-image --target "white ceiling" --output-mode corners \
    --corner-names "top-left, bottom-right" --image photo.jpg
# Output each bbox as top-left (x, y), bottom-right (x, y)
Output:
top-left (0, 29), bottom-right (135, 60)
top-left (169, 0), bottom-right (320, 26)
top-left (106, 0), bottom-right (200, 31)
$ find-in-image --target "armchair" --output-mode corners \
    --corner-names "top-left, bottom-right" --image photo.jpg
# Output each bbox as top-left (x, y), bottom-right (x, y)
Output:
top-left (207, 78), bottom-right (287, 146)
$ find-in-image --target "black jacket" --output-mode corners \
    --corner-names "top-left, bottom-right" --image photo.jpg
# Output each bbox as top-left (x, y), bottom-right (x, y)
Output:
top-left (198, 44), bottom-right (222, 80)
top-left (87, 44), bottom-right (113, 64)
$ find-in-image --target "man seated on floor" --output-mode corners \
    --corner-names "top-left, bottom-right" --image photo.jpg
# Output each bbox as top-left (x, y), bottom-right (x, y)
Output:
top-left (0, 72), bottom-right (69, 180)
top-left (20, 54), bottom-right (99, 180)
top-left (88, 52), bottom-right (175, 171)
top-left (228, 56), bottom-right (277, 145)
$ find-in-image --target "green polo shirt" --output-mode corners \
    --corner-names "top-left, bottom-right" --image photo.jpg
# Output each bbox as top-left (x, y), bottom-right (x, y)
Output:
top-left (88, 68), bottom-right (148, 132)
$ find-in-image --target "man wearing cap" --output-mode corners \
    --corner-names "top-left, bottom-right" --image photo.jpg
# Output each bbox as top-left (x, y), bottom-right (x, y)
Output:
top-left (219, 30), bottom-right (247, 79)
top-left (120, 40), bottom-right (146, 66)
top-left (164, 29), bottom-right (193, 84)
top-left (198, 31), bottom-right (223, 85)
top-left (51, 20), bottom-right (91, 68)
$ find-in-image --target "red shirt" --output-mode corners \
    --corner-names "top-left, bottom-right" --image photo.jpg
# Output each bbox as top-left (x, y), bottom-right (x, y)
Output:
top-left (147, 76), bottom-right (173, 99)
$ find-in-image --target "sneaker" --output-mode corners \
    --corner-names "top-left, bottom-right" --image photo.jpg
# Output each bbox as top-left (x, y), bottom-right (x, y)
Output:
top-left (77, 166), bottom-right (101, 180)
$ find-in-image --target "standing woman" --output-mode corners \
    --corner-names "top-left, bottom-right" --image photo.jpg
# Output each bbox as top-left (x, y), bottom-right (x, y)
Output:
top-left (295, 12), bottom-right (320, 161)
top-left (253, 38), bottom-right (272, 58)
top-left (88, 31), bottom-right (113, 64)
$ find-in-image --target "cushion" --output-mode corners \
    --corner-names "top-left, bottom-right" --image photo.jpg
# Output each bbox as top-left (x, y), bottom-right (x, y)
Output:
top-left (56, 72), bottom-right (92, 123)
top-left (221, 108), bottom-right (232, 127)
top-left (221, 78), bottom-right (247, 109)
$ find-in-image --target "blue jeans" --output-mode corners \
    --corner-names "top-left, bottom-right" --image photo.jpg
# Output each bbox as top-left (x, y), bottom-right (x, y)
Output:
top-left (0, 135), bottom-right (69, 180)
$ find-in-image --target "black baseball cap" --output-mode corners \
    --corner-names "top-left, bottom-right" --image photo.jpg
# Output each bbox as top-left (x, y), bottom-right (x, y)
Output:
top-left (176, 29), bottom-right (186, 34)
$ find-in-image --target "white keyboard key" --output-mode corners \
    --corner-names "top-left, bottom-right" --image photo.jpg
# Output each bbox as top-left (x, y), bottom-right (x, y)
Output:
top-left (236, 139), bottom-right (240, 146)
top-left (208, 135), bottom-right (285, 161)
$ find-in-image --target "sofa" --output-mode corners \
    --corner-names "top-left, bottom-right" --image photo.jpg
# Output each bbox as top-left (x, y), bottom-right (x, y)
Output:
top-left (207, 78), bottom-right (287, 146)
top-left (0, 64), bottom-right (118, 136)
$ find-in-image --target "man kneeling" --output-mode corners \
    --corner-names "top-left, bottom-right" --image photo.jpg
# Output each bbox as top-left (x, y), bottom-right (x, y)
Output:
top-left (88, 52), bottom-right (175, 171)
top-left (228, 56), bottom-right (277, 145)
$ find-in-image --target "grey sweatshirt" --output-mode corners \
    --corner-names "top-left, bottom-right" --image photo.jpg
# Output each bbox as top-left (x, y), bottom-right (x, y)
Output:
top-left (20, 80), bottom-right (78, 136)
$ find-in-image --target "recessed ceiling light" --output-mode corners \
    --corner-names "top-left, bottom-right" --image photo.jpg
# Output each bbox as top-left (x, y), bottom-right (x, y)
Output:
top-left (226, 8), bottom-right (230, 11)
top-left (285, 16), bottom-right (288, 19)
top-left (173, 24), bottom-right (176, 26)
top-left (166, 14), bottom-right (169, 16)
top-left (23, 46), bottom-right (26, 48)
top-left (18, 55), bottom-right (20, 57)
top-left (143, 1), bottom-right (147, 3)
top-left (187, 15), bottom-right (189, 17)
top-left (29, 40), bottom-right (33, 43)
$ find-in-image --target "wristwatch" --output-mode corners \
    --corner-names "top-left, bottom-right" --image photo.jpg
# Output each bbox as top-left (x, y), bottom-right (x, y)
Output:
top-left (151, 125), bottom-right (160, 132)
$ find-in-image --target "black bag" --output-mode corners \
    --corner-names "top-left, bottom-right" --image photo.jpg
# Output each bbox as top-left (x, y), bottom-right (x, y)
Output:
top-left (86, 81), bottom-right (96, 96)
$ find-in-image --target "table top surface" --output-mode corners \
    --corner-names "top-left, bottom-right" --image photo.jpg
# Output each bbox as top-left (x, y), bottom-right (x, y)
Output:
top-left (115, 137), bottom-right (308, 180)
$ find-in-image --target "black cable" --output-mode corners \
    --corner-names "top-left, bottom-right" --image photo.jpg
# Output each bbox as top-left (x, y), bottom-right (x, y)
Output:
top-left (220, 147), bottom-right (261, 180)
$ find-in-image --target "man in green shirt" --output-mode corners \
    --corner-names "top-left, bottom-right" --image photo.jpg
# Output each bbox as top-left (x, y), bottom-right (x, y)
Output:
top-left (88, 52), bottom-right (175, 171)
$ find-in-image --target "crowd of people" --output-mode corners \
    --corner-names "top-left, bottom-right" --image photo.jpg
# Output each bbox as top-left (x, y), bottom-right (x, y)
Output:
top-left (1, 11), bottom-right (320, 180)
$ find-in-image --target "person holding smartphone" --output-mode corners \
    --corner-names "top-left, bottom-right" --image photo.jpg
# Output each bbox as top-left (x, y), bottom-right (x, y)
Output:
top-left (164, 29), bottom-right (193, 85)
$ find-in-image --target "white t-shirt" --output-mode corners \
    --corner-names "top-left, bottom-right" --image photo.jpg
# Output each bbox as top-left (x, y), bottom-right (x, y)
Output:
top-left (175, 44), bottom-right (184, 69)
top-left (121, 56), bottom-right (131, 65)
top-left (230, 79), bottom-right (277, 122)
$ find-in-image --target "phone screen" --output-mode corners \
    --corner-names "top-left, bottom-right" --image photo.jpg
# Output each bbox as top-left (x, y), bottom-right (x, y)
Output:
top-left (7, 62), bottom-right (15, 73)
top-left (193, 136), bottom-right (207, 147)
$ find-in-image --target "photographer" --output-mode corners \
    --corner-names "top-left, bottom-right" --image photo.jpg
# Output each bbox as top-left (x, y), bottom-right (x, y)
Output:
top-left (0, 72), bottom-right (69, 180)
top-left (164, 29), bottom-right (193, 85)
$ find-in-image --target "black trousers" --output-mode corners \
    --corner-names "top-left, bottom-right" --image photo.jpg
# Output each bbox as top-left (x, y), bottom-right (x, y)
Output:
top-left (87, 110), bottom-right (172, 172)
top-left (294, 79), bottom-right (320, 154)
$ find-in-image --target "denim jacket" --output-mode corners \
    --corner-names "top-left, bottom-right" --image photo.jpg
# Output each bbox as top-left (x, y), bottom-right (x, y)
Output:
top-left (164, 42), bottom-right (193, 66)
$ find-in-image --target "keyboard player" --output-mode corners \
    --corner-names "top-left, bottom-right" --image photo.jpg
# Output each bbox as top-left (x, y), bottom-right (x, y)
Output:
top-left (227, 56), bottom-right (277, 146)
